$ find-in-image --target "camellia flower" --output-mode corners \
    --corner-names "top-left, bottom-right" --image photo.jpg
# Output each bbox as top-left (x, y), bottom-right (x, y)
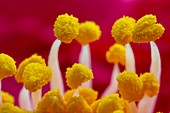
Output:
top-left (0, 12), bottom-right (165, 113)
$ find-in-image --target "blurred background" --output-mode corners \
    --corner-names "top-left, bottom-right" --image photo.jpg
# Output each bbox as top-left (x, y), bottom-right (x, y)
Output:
top-left (0, 0), bottom-right (170, 112)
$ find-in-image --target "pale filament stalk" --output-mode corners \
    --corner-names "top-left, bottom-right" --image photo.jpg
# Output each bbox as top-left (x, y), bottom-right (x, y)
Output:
top-left (125, 43), bottom-right (137, 113)
top-left (73, 88), bottom-right (79, 97)
top-left (79, 44), bottom-right (92, 88)
top-left (48, 39), bottom-right (64, 95)
top-left (126, 102), bottom-right (138, 113)
top-left (101, 63), bottom-right (120, 97)
top-left (138, 41), bottom-right (161, 113)
top-left (125, 43), bottom-right (136, 73)
top-left (19, 86), bottom-right (32, 111)
top-left (31, 89), bottom-right (42, 110)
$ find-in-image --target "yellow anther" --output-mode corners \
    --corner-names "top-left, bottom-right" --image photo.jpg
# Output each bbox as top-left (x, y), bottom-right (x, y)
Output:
top-left (64, 88), bottom-right (98, 105)
top-left (66, 96), bottom-right (93, 113)
top-left (75, 21), bottom-right (101, 45)
top-left (36, 90), bottom-right (67, 113)
top-left (0, 103), bottom-right (23, 113)
top-left (116, 71), bottom-right (144, 102)
top-left (1, 91), bottom-right (14, 104)
top-left (79, 88), bottom-right (98, 105)
top-left (66, 63), bottom-right (94, 89)
top-left (106, 43), bottom-right (126, 65)
top-left (0, 53), bottom-right (16, 80)
top-left (111, 16), bottom-right (136, 45)
top-left (23, 63), bottom-right (52, 92)
top-left (97, 94), bottom-right (125, 113)
top-left (54, 13), bottom-right (79, 43)
top-left (113, 110), bottom-right (124, 113)
top-left (15, 54), bottom-right (46, 83)
top-left (91, 99), bottom-right (101, 113)
top-left (140, 72), bottom-right (160, 97)
top-left (132, 14), bottom-right (165, 43)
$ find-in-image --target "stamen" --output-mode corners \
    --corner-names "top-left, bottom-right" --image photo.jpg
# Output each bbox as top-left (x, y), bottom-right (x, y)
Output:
top-left (102, 43), bottom-right (125, 97)
top-left (150, 41), bottom-right (161, 82)
top-left (36, 90), bottom-right (67, 113)
top-left (65, 63), bottom-right (94, 89)
top-left (66, 96), bottom-right (93, 113)
top-left (138, 41), bottom-right (161, 113)
top-left (53, 13), bottom-right (79, 43)
top-left (48, 39), bottom-right (64, 95)
top-left (19, 86), bottom-right (32, 110)
top-left (23, 62), bottom-right (52, 109)
top-left (73, 88), bottom-right (79, 97)
top-left (76, 21), bottom-right (101, 88)
top-left (125, 43), bottom-right (136, 72)
top-left (31, 89), bottom-right (42, 109)
top-left (0, 53), bottom-right (16, 106)
top-left (101, 63), bottom-right (120, 97)
top-left (79, 44), bottom-right (92, 88)
top-left (64, 88), bottom-right (98, 105)
top-left (111, 16), bottom-right (135, 45)
top-left (125, 102), bottom-right (138, 113)
top-left (97, 94), bottom-right (125, 113)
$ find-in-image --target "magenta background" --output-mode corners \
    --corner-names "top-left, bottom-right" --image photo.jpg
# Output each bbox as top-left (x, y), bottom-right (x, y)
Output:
top-left (0, 0), bottom-right (170, 112)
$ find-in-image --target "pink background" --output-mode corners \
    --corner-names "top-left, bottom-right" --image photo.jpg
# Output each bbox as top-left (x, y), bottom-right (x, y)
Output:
top-left (0, 0), bottom-right (170, 112)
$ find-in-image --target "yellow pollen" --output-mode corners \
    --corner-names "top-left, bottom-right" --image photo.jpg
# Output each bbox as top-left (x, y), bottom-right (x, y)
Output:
top-left (91, 99), bottom-right (101, 113)
top-left (36, 90), bottom-right (67, 113)
top-left (116, 71), bottom-right (144, 102)
top-left (54, 13), bottom-right (79, 43)
top-left (106, 43), bottom-right (126, 65)
top-left (113, 110), bottom-right (124, 113)
top-left (132, 14), bottom-right (165, 43)
top-left (0, 53), bottom-right (16, 80)
top-left (97, 94), bottom-right (125, 113)
top-left (65, 63), bottom-right (94, 89)
top-left (66, 96), bottom-right (93, 113)
top-left (75, 21), bottom-right (101, 45)
top-left (0, 103), bottom-right (23, 112)
top-left (1, 91), bottom-right (14, 104)
top-left (64, 88), bottom-right (98, 105)
top-left (111, 16), bottom-right (136, 45)
top-left (15, 54), bottom-right (46, 83)
top-left (23, 63), bottom-right (52, 92)
top-left (140, 72), bottom-right (160, 97)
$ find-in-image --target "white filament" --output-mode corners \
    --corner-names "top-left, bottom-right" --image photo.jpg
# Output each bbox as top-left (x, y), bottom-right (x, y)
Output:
top-left (101, 63), bottom-right (120, 97)
top-left (138, 41), bottom-right (161, 113)
top-left (125, 43), bottom-right (137, 113)
top-left (126, 102), bottom-right (138, 113)
top-left (79, 44), bottom-right (92, 88)
top-left (73, 88), bottom-right (79, 97)
top-left (48, 39), bottom-right (64, 95)
top-left (31, 89), bottom-right (42, 109)
top-left (19, 86), bottom-right (32, 110)
top-left (125, 43), bottom-right (136, 73)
